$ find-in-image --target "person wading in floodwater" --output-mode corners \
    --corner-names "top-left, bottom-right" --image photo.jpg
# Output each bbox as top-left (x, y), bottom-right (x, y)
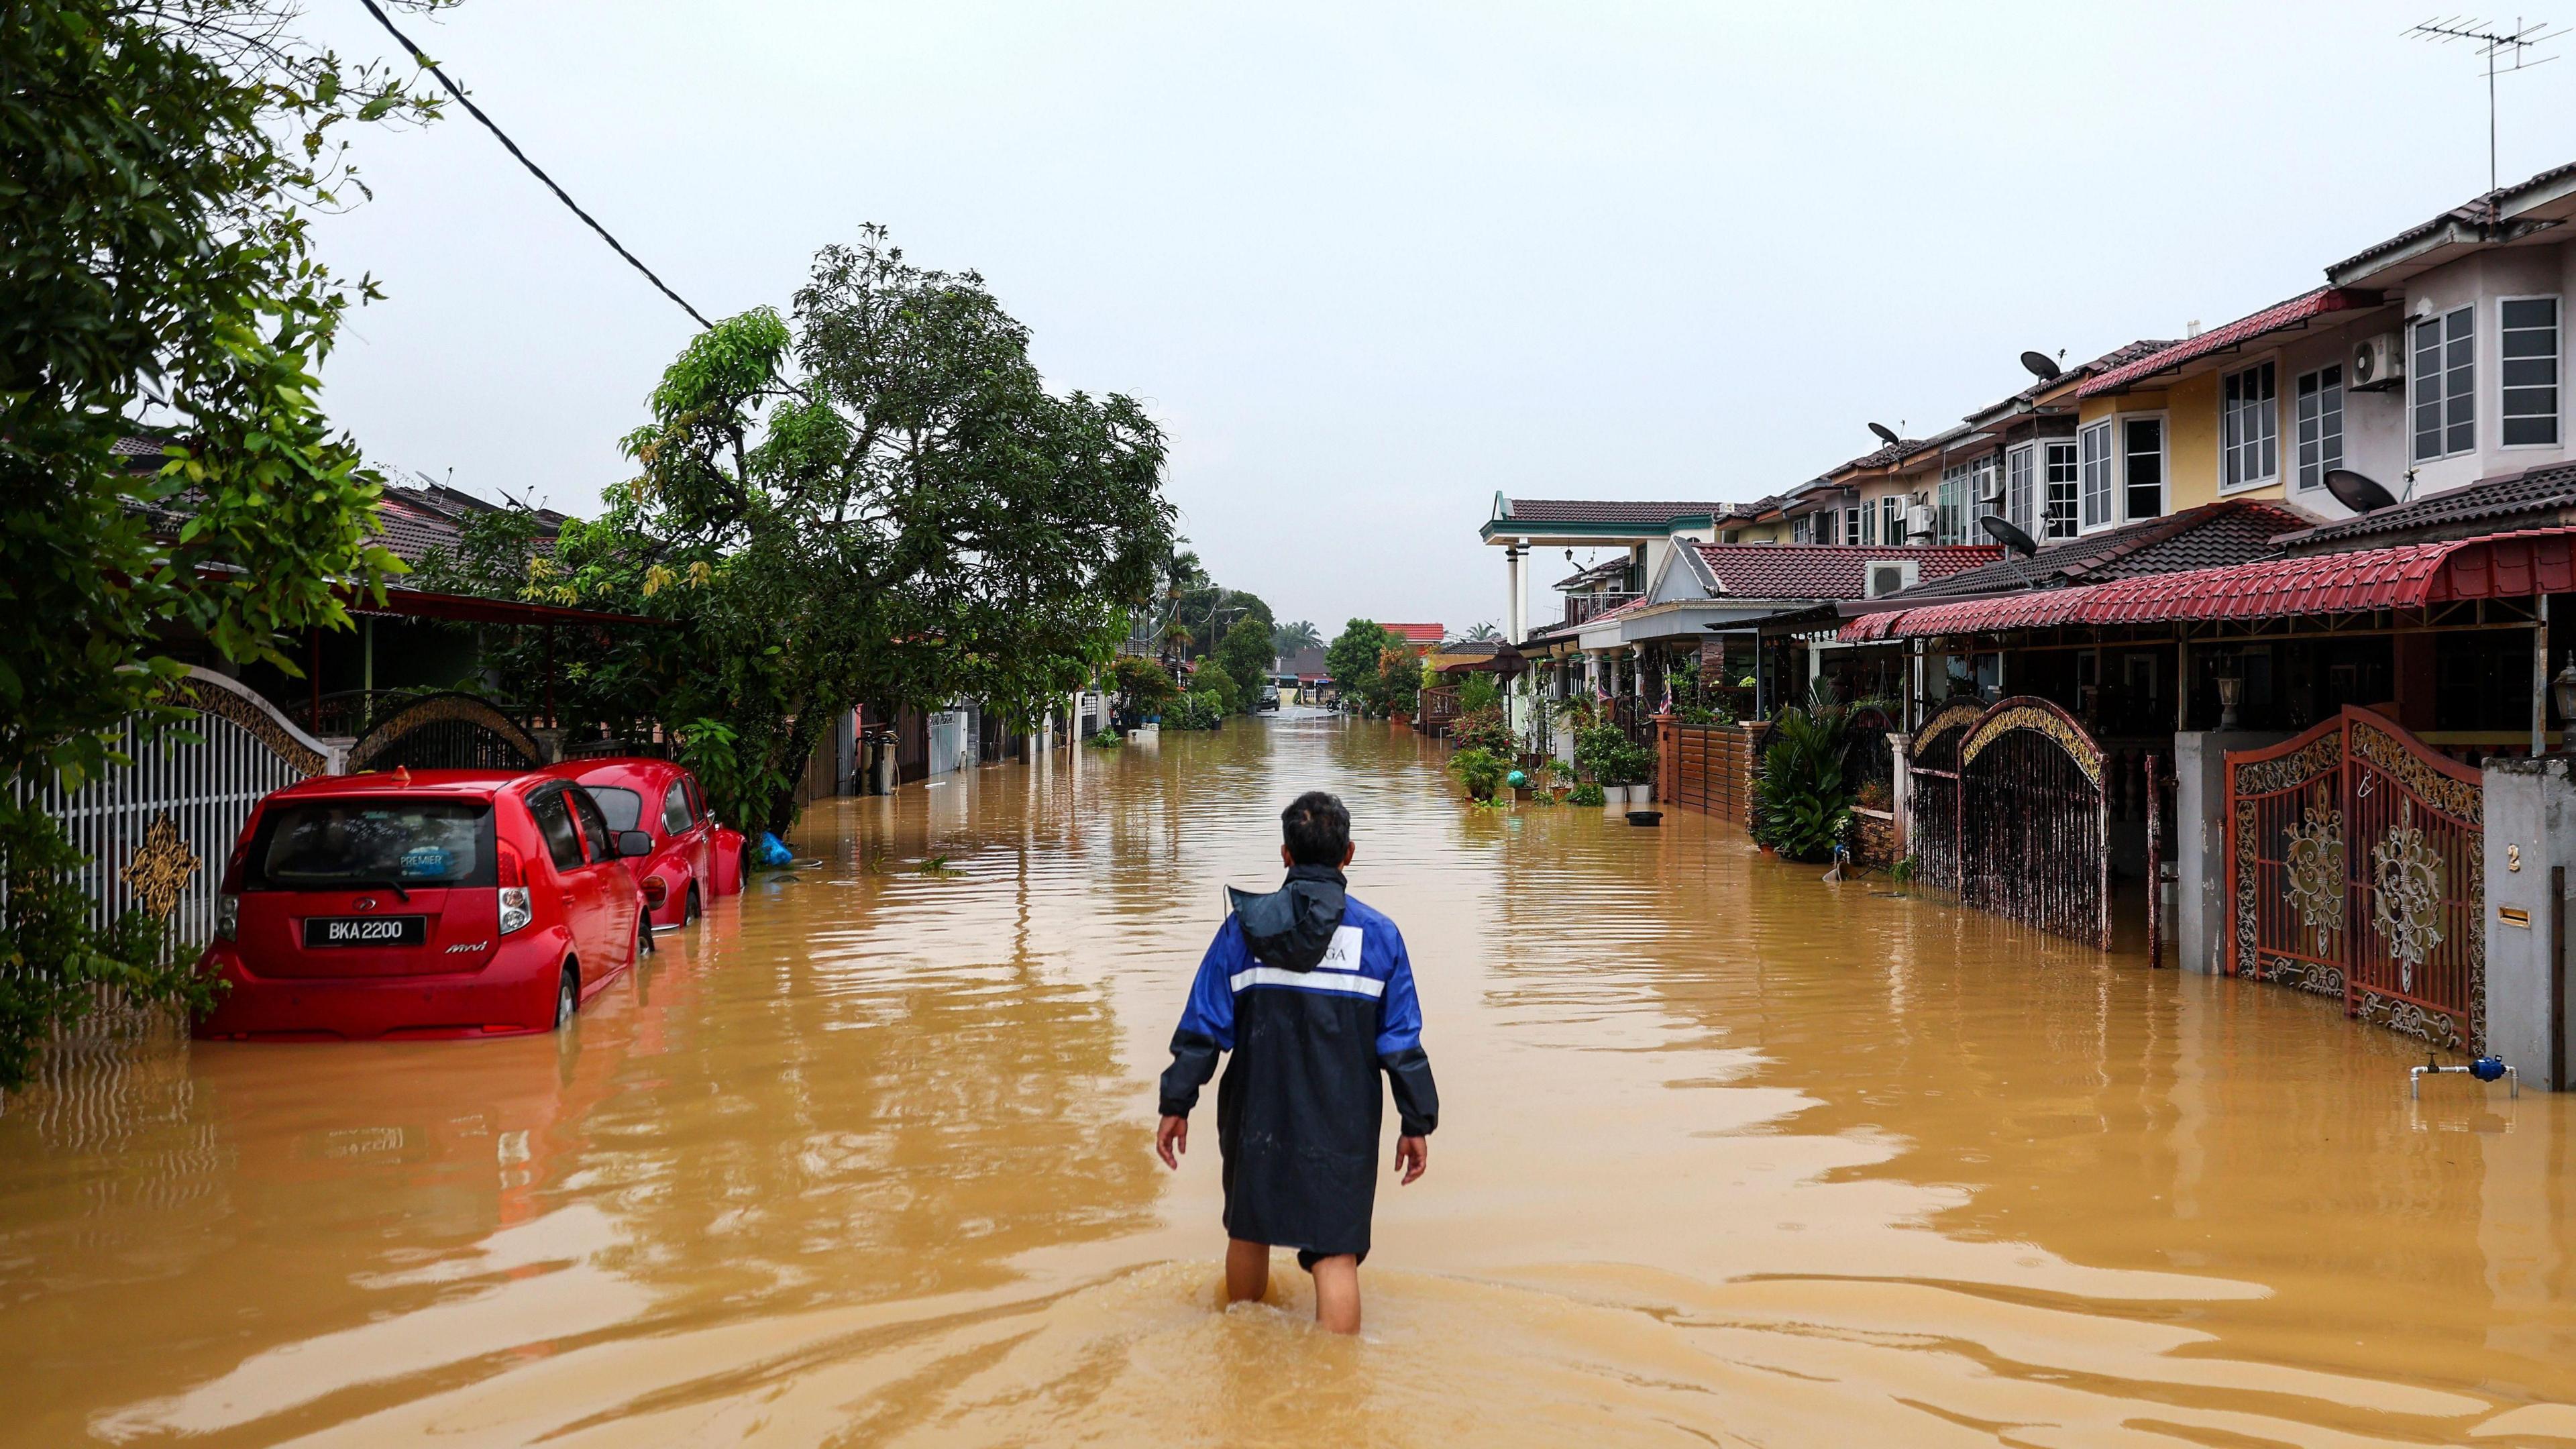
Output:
top-left (1155, 790), bottom-right (1439, 1334)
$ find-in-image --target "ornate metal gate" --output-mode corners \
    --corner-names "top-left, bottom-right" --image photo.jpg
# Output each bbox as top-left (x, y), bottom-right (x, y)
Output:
top-left (13, 669), bottom-right (337, 960)
top-left (1904, 702), bottom-right (1982, 892)
top-left (345, 691), bottom-right (544, 772)
top-left (1957, 697), bottom-right (2110, 948)
top-left (2226, 706), bottom-right (2486, 1053)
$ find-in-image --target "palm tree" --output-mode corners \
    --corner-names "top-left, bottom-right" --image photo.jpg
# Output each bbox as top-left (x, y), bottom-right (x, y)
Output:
top-left (1461, 621), bottom-right (1501, 642)
top-left (1274, 619), bottom-right (1324, 655)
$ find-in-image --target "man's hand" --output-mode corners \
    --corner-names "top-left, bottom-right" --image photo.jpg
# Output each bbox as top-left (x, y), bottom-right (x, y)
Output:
top-left (1394, 1135), bottom-right (1428, 1185)
top-left (1156, 1115), bottom-right (1189, 1169)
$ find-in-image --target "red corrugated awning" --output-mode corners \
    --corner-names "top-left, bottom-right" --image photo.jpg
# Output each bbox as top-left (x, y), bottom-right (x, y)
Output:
top-left (1837, 527), bottom-right (2576, 642)
top-left (2076, 287), bottom-right (2382, 397)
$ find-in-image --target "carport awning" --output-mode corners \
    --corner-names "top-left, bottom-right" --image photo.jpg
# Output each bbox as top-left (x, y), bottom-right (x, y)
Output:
top-left (1839, 527), bottom-right (2576, 642)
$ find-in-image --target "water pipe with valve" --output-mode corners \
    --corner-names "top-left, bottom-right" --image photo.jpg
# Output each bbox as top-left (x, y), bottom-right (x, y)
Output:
top-left (2410, 1054), bottom-right (2519, 1101)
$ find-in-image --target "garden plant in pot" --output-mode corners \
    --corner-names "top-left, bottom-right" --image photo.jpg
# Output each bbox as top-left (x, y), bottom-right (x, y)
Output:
top-left (1574, 724), bottom-right (1653, 812)
top-left (1448, 746), bottom-right (1509, 803)
top-left (1751, 698), bottom-right (1856, 863)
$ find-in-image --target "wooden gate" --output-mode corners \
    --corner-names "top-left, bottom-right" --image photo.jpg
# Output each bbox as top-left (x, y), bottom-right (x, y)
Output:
top-left (345, 691), bottom-right (545, 772)
top-left (14, 669), bottom-right (337, 959)
top-left (1660, 720), bottom-right (1756, 823)
top-left (1904, 702), bottom-right (1983, 892)
top-left (1957, 697), bottom-right (2110, 948)
top-left (1418, 686), bottom-right (1462, 736)
top-left (2226, 706), bottom-right (2486, 1053)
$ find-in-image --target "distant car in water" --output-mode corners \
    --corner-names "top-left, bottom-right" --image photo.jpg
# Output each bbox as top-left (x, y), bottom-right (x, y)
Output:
top-left (196, 766), bottom-right (658, 1041)
top-left (569, 757), bottom-right (736, 931)
top-left (1258, 686), bottom-right (1282, 710)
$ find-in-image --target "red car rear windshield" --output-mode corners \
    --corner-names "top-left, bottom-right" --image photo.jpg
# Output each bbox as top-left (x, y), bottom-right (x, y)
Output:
top-left (245, 800), bottom-right (497, 891)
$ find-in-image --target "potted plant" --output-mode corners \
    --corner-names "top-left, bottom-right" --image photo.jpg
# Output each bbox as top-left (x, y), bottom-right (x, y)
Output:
top-left (1751, 704), bottom-right (1855, 863)
top-left (1448, 747), bottom-right (1508, 802)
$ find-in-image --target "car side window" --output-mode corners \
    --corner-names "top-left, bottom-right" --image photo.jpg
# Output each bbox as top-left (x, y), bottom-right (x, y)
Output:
top-left (529, 789), bottom-right (584, 872)
top-left (566, 787), bottom-right (616, 865)
top-left (662, 782), bottom-right (694, 834)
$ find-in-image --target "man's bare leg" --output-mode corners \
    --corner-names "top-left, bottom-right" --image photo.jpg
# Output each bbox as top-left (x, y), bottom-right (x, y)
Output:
top-left (1309, 1254), bottom-right (1360, 1334)
top-left (1226, 1238), bottom-right (1270, 1305)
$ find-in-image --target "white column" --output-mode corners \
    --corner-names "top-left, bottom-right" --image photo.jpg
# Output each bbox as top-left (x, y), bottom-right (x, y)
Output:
top-left (1506, 541), bottom-right (1528, 645)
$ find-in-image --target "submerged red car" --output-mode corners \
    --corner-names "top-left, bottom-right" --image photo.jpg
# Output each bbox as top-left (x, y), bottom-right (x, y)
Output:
top-left (567, 758), bottom-right (740, 931)
top-left (195, 767), bottom-right (657, 1040)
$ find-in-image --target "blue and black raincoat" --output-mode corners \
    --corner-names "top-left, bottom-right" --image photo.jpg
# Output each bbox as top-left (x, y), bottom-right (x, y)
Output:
top-left (1159, 863), bottom-right (1439, 1265)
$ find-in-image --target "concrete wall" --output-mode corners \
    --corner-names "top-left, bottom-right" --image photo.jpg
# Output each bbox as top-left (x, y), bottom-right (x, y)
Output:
top-left (2483, 756), bottom-right (2576, 1088)
top-left (2174, 729), bottom-right (2293, 975)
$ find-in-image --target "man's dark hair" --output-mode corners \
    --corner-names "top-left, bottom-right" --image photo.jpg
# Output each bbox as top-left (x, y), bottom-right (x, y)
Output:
top-left (1281, 791), bottom-right (1351, 865)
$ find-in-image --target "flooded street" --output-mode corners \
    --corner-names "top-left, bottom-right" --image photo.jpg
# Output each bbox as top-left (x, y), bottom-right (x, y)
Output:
top-left (8, 712), bottom-right (2576, 1446)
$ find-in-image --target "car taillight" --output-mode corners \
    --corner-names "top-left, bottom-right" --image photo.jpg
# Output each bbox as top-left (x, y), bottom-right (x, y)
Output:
top-left (642, 875), bottom-right (668, 909)
top-left (498, 887), bottom-right (532, 936)
top-left (215, 894), bottom-right (239, 941)
top-left (494, 839), bottom-right (531, 934)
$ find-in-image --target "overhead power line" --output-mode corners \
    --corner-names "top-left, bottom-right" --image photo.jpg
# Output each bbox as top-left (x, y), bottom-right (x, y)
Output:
top-left (354, 0), bottom-right (714, 329)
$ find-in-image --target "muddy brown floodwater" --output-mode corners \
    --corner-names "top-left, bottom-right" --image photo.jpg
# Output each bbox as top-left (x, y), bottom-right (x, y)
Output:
top-left (7, 713), bottom-right (2576, 1446)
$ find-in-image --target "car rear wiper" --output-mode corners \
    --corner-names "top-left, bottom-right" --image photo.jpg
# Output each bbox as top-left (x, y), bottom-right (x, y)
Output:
top-left (341, 877), bottom-right (413, 903)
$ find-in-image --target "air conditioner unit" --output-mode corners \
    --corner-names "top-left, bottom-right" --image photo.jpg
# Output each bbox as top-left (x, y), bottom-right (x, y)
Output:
top-left (1864, 560), bottom-right (1919, 598)
top-left (1903, 503), bottom-right (1936, 542)
top-left (2351, 331), bottom-right (2404, 391)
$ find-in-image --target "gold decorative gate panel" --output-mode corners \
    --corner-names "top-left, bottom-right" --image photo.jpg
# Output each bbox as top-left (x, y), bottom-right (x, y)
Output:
top-left (2226, 706), bottom-right (2485, 1053)
top-left (1904, 702), bottom-right (1983, 894)
top-left (1956, 697), bottom-right (2110, 949)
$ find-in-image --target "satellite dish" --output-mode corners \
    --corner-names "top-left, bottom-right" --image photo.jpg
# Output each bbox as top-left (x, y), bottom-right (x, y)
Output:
top-left (1868, 422), bottom-right (1900, 446)
top-left (2019, 350), bottom-right (2063, 381)
top-left (2324, 469), bottom-right (2399, 514)
top-left (1979, 513), bottom-right (2040, 558)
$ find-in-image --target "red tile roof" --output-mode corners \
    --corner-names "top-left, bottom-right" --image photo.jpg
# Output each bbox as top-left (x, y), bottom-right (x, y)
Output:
top-left (2076, 288), bottom-right (2382, 397)
top-left (1840, 527), bottom-right (2576, 641)
top-left (1690, 544), bottom-right (2001, 602)
top-left (1381, 623), bottom-right (1446, 644)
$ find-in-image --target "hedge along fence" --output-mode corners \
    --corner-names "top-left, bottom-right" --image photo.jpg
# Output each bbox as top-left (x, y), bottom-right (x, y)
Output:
top-left (1656, 718), bottom-right (1759, 824)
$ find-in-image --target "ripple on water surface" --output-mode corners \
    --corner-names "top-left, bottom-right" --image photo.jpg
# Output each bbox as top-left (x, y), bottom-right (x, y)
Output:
top-left (3, 714), bottom-right (2573, 1446)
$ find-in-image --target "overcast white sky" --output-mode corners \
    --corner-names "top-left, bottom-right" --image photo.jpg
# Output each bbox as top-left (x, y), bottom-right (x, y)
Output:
top-left (304, 0), bottom-right (2576, 637)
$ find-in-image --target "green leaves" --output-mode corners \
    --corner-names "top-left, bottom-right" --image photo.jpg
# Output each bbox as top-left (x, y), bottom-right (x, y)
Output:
top-left (1752, 705), bottom-right (1858, 863)
top-left (1, 0), bottom-right (447, 1087)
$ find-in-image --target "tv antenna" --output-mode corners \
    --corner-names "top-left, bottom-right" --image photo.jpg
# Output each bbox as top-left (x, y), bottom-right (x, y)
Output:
top-left (2406, 17), bottom-right (2566, 218)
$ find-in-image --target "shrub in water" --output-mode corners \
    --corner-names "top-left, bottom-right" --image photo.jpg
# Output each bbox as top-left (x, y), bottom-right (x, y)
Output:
top-left (1448, 746), bottom-right (1508, 802)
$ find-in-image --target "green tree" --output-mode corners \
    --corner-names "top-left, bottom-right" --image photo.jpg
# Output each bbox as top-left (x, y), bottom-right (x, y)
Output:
top-left (1371, 642), bottom-right (1420, 716)
top-left (1324, 618), bottom-right (1388, 709)
top-left (1, 0), bottom-right (441, 1088)
top-left (1273, 619), bottom-right (1322, 655)
top-left (466, 232), bottom-right (1172, 831)
top-left (1216, 614), bottom-right (1274, 711)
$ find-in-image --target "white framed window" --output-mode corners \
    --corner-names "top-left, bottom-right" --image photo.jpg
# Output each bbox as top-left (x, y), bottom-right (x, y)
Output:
top-left (2123, 416), bottom-right (2165, 520)
top-left (2004, 443), bottom-right (2035, 532)
top-left (2220, 361), bottom-right (2277, 489)
top-left (2412, 305), bottom-right (2475, 461)
top-left (1880, 494), bottom-right (1904, 546)
top-left (2080, 421), bottom-right (2114, 529)
top-left (1790, 513), bottom-right (1811, 544)
top-left (2502, 296), bottom-right (2561, 447)
top-left (1844, 504), bottom-right (1863, 545)
top-left (1858, 497), bottom-right (1878, 545)
top-left (2042, 439), bottom-right (2079, 540)
top-left (1937, 462), bottom-right (1968, 545)
top-left (2294, 364), bottom-right (2343, 490)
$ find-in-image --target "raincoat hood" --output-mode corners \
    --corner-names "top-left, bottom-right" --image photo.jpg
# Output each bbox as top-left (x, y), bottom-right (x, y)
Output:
top-left (1226, 863), bottom-right (1347, 971)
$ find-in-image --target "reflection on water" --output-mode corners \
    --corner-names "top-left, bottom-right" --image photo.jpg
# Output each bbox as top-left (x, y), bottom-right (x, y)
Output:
top-left (5, 712), bottom-right (2576, 1445)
